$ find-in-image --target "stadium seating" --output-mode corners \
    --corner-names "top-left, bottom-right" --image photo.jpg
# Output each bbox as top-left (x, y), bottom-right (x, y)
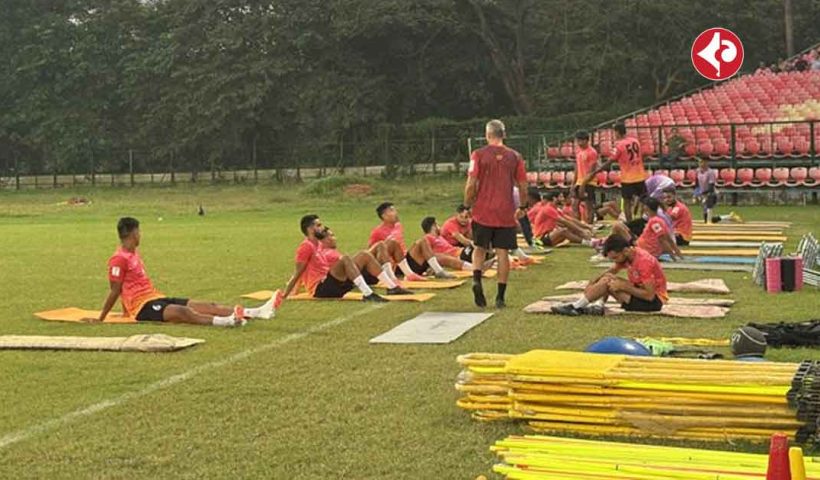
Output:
top-left (735, 168), bottom-right (754, 186)
top-left (788, 167), bottom-right (808, 186)
top-left (772, 167), bottom-right (790, 186)
top-left (718, 168), bottom-right (737, 186)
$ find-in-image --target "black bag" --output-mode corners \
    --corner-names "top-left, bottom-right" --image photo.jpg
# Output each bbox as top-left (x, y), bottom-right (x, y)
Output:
top-left (747, 320), bottom-right (820, 348)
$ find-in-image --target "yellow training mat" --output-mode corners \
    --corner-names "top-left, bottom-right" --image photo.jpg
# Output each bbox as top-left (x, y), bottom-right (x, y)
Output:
top-left (243, 291), bottom-right (435, 302)
top-left (450, 269), bottom-right (497, 279)
top-left (680, 248), bottom-right (762, 257)
top-left (0, 334), bottom-right (204, 352)
top-left (35, 307), bottom-right (136, 324)
top-left (690, 229), bottom-right (783, 235)
top-left (375, 280), bottom-right (465, 289)
top-left (692, 234), bottom-right (787, 241)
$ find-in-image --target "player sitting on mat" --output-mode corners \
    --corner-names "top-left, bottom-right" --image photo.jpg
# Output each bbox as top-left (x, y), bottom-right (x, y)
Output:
top-left (282, 215), bottom-right (390, 302)
top-left (551, 235), bottom-right (668, 316)
top-left (441, 204), bottom-right (473, 247)
top-left (530, 190), bottom-right (595, 247)
top-left (318, 227), bottom-right (413, 295)
top-left (93, 217), bottom-right (276, 326)
top-left (420, 216), bottom-right (492, 272)
top-left (661, 187), bottom-right (693, 247)
top-left (369, 202), bottom-right (456, 280)
top-left (610, 196), bottom-right (682, 260)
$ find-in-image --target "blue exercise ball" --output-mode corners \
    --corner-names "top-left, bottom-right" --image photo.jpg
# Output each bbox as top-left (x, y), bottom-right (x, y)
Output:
top-left (585, 337), bottom-right (651, 356)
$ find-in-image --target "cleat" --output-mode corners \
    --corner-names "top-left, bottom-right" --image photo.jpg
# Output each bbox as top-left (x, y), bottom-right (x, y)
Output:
top-left (583, 304), bottom-right (605, 316)
top-left (434, 270), bottom-right (456, 279)
top-left (386, 286), bottom-right (413, 295)
top-left (495, 298), bottom-right (506, 309)
top-left (472, 284), bottom-right (487, 308)
top-left (363, 293), bottom-right (389, 303)
top-left (550, 303), bottom-right (582, 316)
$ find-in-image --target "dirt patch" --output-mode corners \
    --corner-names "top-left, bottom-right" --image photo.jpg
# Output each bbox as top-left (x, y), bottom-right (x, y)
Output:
top-left (343, 183), bottom-right (373, 197)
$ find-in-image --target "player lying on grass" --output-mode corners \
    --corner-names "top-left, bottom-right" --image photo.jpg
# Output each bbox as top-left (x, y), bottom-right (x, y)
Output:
top-left (661, 187), bottom-right (693, 247)
top-left (610, 196), bottom-right (682, 260)
top-left (282, 215), bottom-right (390, 302)
top-left (318, 227), bottom-right (413, 294)
top-left (94, 217), bottom-right (275, 326)
top-left (529, 190), bottom-right (595, 247)
top-left (441, 204), bottom-right (473, 247)
top-left (369, 202), bottom-right (456, 280)
top-left (551, 235), bottom-right (668, 316)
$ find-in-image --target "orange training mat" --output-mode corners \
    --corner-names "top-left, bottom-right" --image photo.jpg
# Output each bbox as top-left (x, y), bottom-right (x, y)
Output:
top-left (242, 291), bottom-right (436, 302)
top-left (450, 269), bottom-right (497, 279)
top-left (35, 308), bottom-right (136, 324)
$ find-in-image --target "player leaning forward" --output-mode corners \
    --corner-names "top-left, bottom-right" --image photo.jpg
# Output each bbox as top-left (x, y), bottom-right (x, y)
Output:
top-left (95, 217), bottom-right (277, 326)
top-left (465, 119), bottom-right (529, 308)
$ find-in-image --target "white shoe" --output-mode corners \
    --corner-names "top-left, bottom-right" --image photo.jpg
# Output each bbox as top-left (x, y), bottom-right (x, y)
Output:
top-left (254, 291), bottom-right (281, 319)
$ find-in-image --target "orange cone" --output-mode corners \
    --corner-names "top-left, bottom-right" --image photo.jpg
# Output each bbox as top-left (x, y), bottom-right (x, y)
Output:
top-left (765, 433), bottom-right (791, 480)
top-left (789, 446), bottom-right (807, 480)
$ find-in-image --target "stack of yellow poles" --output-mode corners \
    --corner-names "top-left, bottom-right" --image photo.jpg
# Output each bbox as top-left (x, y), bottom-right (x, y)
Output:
top-left (456, 350), bottom-right (802, 443)
top-left (490, 435), bottom-right (820, 479)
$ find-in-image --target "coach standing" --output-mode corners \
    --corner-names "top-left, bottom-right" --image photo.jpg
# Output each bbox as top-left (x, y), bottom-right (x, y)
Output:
top-left (464, 119), bottom-right (528, 308)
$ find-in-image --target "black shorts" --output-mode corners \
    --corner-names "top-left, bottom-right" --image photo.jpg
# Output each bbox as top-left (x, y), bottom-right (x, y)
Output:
top-left (460, 245), bottom-right (474, 262)
top-left (539, 234), bottom-right (553, 247)
top-left (572, 184), bottom-right (597, 200)
top-left (135, 297), bottom-right (189, 322)
top-left (406, 253), bottom-right (429, 275)
top-left (704, 193), bottom-right (718, 209)
top-left (621, 181), bottom-right (647, 200)
top-left (626, 218), bottom-right (647, 238)
top-left (362, 270), bottom-right (379, 285)
top-left (621, 295), bottom-right (663, 312)
top-left (472, 221), bottom-right (517, 250)
top-left (675, 234), bottom-right (690, 247)
top-left (314, 275), bottom-right (354, 298)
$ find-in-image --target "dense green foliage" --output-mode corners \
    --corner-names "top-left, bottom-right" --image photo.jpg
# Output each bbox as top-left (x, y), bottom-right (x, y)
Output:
top-left (0, 0), bottom-right (816, 174)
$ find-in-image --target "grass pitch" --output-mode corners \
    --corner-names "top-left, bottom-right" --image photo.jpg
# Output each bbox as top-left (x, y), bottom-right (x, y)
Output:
top-left (0, 177), bottom-right (818, 479)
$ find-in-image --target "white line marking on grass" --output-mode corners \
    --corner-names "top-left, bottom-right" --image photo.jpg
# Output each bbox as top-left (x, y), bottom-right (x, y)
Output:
top-left (0, 304), bottom-right (386, 451)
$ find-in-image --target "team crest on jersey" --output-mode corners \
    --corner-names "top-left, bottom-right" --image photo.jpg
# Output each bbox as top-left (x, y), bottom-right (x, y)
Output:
top-left (111, 266), bottom-right (121, 277)
top-left (152, 304), bottom-right (162, 311)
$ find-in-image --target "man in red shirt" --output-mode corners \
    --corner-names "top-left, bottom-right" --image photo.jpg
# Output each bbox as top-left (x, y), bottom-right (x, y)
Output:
top-left (590, 122), bottom-right (649, 221)
top-left (441, 205), bottom-right (473, 247)
top-left (369, 202), bottom-right (456, 280)
top-left (551, 235), bottom-right (668, 316)
top-left (465, 119), bottom-right (528, 308)
top-left (283, 215), bottom-right (389, 302)
top-left (420, 216), bottom-right (475, 270)
top-left (95, 217), bottom-right (277, 326)
top-left (572, 130), bottom-right (600, 223)
top-left (610, 197), bottom-right (682, 259)
top-left (529, 191), bottom-right (593, 246)
top-left (661, 187), bottom-right (693, 247)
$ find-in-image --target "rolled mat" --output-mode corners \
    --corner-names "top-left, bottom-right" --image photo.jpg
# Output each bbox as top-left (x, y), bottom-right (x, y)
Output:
top-left (455, 350), bottom-right (820, 445)
top-left (0, 334), bottom-right (204, 352)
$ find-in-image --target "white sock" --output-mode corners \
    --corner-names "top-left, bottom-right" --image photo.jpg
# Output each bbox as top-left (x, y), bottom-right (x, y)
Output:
top-left (398, 259), bottom-right (416, 277)
top-left (592, 298), bottom-right (605, 306)
top-left (212, 314), bottom-right (235, 327)
top-left (720, 214), bottom-right (731, 221)
top-left (377, 271), bottom-right (397, 289)
top-left (581, 238), bottom-right (592, 246)
top-left (353, 275), bottom-right (374, 296)
top-left (382, 263), bottom-right (401, 284)
top-left (513, 248), bottom-right (528, 259)
top-left (462, 261), bottom-right (473, 270)
top-left (428, 257), bottom-right (445, 274)
top-left (244, 297), bottom-right (271, 318)
top-left (572, 297), bottom-right (590, 309)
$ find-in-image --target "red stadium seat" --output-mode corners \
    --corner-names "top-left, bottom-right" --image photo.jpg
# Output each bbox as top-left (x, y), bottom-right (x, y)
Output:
top-left (808, 167), bottom-right (820, 186)
top-left (547, 147), bottom-right (560, 159)
top-left (608, 170), bottom-right (621, 186)
top-left (565, 171), bottom-right (575, 185)
top-left (560, 145), bottom-right (574, 158)
top-left (526, 172), bottom-right (538, 184)
top-left (670, 169), bottom-right (686, 186)
top-left (771, 167), bottom-right (790, 186)
top-left (718, 168), bottom-right (736, 186)
top-left (735, 168), bottom-right (753, 186)
top-left (552, 171), bottom-right (566, 186)
top-left (654, 169), bottom-right (669, 177)
top-left (753, 168), bottom-right (772, 186)
top-left (684, 143), bottom-right (697, 157)
top-left (698, 142), bottom-right (714, 156)
top-left (684, 169), bottom-right (697, 186)
top-left (789, 167), bottom-right (808, 186)
top-left (776, 138), bottom-right (793, 156)
top-left (743, 139), bottom-right (760, 157)
top-left (713, 141), bottom-right (730, 157)
top-left (538, 172), bottom-right (551, 185)
top-left (794, 140), bottom-right (810, 156)
top-left (595, 171), bottom-right (609, 187)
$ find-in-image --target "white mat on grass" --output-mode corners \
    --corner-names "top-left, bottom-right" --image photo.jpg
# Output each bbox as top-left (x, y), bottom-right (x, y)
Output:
top-left (369, 312), bottom-right (493, 344)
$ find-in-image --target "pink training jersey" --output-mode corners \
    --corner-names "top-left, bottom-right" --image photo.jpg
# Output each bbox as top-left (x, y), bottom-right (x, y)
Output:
top-left (107, 247), bottom-right (164, 318)
top-left (440, 216), bottom-right (471, 247)
top-left (667, 200), bottom-right (693, 241)
top-left (294, 238), bottom-right (331, 294)
top-left (615, 247), bottom-right (668, 303)
top-left (468, 145), bottom-right (527, 228)
top-left (636, 216), bottom-right (671, 258)
top-left (369, 222), bottom-right (406, 254)
top-left (611, 136), bottom-right (648, 184)
top-left (425, 233), bottom-right (459, 257)
top-left (575, 146), bottom-right (599, 186)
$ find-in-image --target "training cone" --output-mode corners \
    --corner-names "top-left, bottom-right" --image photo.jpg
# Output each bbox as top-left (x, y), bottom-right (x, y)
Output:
top-left (766, 433), bottom-right (791, 480)
top-left (789, 447), bottom-right (807, 480)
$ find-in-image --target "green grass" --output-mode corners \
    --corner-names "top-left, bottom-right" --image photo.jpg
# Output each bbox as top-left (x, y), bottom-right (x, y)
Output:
top-left (0, 178), bottom-right (818, 479)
